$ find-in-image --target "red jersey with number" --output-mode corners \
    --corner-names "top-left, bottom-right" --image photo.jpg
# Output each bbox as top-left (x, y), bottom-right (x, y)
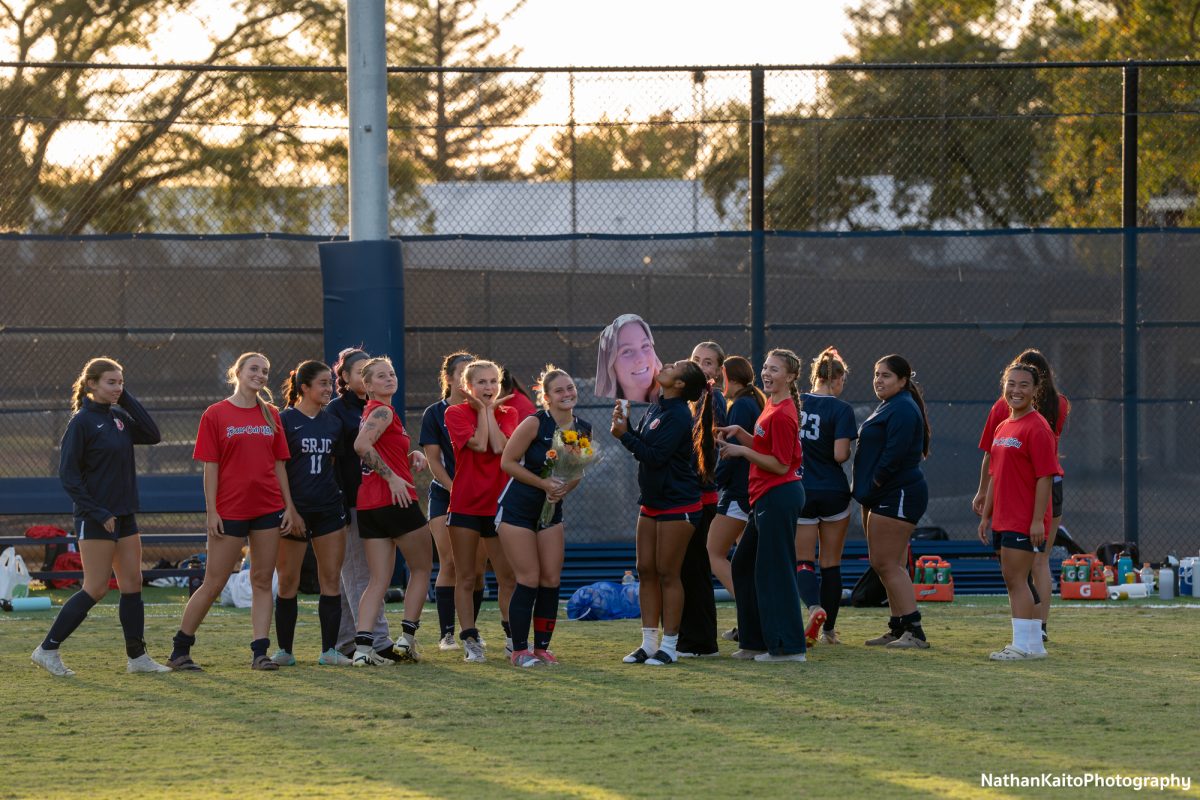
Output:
top-left (988, 412), bottom-right (1062, 534)
top-left (193, 400), bottom-right (290, 519)
top-left (978, 394), bottom-right (1069, 452)
top-left (445, 402), bottom-right (519, 515)
top-left (357, 400), bottom-right (418, 511)
top-left (747, 398), bottom-right (803, 506)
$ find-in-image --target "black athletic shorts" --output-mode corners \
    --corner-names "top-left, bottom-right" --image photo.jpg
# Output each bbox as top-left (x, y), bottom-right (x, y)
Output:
top-left (282, 505), bottom-right (347, 542)
top-left (448, 512), bottom-right (498, 538)
top-left (76, 513), bottom-right (138, 542)
top-left (357, 503), bottom-right (428, 540)
top-left (222, 509), bottom-right (285, 538)
top-left (997, 530), bottom-right (1043, 553)
top-left (1052, 476), bottom-right (1063, 519)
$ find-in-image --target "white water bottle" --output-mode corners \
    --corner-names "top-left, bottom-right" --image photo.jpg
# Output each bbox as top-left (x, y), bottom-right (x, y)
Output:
top-left (1159, 568), bottom-right (1175, 600)
top-left (1140, 563), bottom-right (1154, 590)
top-left (622, 570), bottom-right (635, 585)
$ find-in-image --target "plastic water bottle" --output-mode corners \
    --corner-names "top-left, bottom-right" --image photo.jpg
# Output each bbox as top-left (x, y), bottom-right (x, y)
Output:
top-left (1117, 553), bottom-right (1133, 583)
top-left (1140, 563), bottom-right (1154, 590)
top-left (1159, 568), bottom-right (1175, 600)
top-left (622, 570), bottom-right (635, 586)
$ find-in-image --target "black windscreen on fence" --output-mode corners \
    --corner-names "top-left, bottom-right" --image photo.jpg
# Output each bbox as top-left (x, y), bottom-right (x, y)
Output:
top-left (2, 230), bottom-right (1196, 560)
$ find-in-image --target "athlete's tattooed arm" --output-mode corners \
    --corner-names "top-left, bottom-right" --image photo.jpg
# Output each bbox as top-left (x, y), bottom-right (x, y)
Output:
top-left (354, 407), bottom-right (394, 476)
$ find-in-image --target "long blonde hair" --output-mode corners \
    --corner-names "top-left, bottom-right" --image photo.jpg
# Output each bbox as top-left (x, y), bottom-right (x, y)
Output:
top-left (71, 357), bottom-right (122, 412)
top-left (227, 352), bottom-right (277, 432)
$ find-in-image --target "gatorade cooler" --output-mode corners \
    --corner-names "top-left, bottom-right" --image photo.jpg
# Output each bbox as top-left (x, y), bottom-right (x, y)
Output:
top-left (913, 555), bottom-right (954, 602)
top-left (1060, 554), bottom-right (1105, 600)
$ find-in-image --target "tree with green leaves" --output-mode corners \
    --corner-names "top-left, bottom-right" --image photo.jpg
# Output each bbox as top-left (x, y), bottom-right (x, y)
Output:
top-left (531, 110), bottom-right (699, 180)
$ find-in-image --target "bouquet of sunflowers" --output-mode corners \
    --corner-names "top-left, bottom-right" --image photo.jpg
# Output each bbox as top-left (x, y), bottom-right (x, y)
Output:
top-left (538, 428), bottom-right (598, 528)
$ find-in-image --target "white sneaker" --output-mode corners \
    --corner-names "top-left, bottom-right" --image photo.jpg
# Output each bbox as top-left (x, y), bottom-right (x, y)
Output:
top-left (32, 646), bottom-right (75, 677)
top-left (753, 652), bottom-right (807, 662)
top-left (352, 646), bottom-right (391, 667)
top-left (397, 637), bottom-right (421, 663)
top-left (318, 648), bottom-right (353, 666)
top-left (127, 654), bottom-right (171, 673)
top-left (438, 632), bottom-right (459, 651)
top-left (463, 637), bottom-right (486, 663)
top-left (730, 648), bottom-right (766, 660)
top-left (504, 637), bottom-right (514, 659)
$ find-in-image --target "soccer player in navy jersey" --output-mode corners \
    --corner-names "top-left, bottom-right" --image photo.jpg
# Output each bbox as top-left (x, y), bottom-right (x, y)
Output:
top-left (853, 355), bottom-right (933, 650)
top-left (708, 356), bottom-right (766, 643)
top-left (795, 347), bottom-right (858, 645)
top-left (611, 360), bottom-right (714, 666)
top-left (498, 366), bottom-right (592, 667)
top-left (272, 360), bottom-right (349, 666)
top-left (32, 357), bottom-right (169, 677)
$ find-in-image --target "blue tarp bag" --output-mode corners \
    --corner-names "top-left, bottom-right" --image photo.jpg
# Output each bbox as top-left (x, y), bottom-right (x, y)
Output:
top-left (566, 580), bottom-right (640, 621)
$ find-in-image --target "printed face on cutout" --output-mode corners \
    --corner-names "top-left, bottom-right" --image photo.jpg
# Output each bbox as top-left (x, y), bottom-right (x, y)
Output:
top-left (615, 321), bottom-right (659, 402)
top-left (88, 369), bottom-right (124, 405)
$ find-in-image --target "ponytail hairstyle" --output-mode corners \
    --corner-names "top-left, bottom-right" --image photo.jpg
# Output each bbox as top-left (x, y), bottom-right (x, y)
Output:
top-left (71, 357), bottom-right (123, 412)
top-left (535, 364), bottom-right (572, 409)
top-left (767, 348), bottom-right (804, 424)
top-left (810, 346), bottom-right (849, 391)
top-left (878, 354), bottom-right (931, 458)
top-left (332, 346), bottom-right (369, 397)
top-left (500, 365), bottom-right (534, 403)
top-left (282, 360), bottom-right (332, 408)
top-left (722, 355), bottom-right (766, 412)
top-left (677, 360), bottom-right (715, 485)
top-left (439, 351), bottom-right (476, 399)
top-left (227, 352), bottom-right (277, 433)
top-left (359, 356), bottom-right (394, 399)
top-left (1015, 348), bottom-right (1065, 434)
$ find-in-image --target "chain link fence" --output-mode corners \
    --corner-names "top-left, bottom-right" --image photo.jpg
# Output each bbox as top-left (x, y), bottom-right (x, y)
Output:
top-left (2, 60), bottom-right (1198, 562)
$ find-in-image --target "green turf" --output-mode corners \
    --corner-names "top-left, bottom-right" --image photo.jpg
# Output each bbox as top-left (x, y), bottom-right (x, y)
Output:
top-left (3, 591), bottom-right (1199, 799)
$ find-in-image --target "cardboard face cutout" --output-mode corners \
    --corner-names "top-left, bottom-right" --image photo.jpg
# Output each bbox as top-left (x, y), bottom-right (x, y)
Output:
top-left (594, 314), bottom-right (662, 403)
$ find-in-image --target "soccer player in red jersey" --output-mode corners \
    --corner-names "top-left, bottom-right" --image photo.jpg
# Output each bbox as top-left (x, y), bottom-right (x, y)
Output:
top-left (351, 357), bottom-right (433, 665)
top-left (973, 348), bottom-right (1069, 644)
top-left (977, 362), bottom-right (1061, 660)
top-left (498, 365), bottom-right (538, 421)
top-left (168, 352), bottom-right (300, 672)
top-left (717, 349), bottom-right (808, 662)
top-left (445, 359), bottom-right (520, 662)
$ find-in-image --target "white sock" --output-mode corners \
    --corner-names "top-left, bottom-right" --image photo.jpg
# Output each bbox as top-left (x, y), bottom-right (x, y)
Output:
top-left (640, 627), bottom-right (659, 654)
top-left (659, 633), bottom-right (679, 658)
top-left (1023, 619), bottom-right (1047, 654)
top-left (1010, 618), bottom-right (1022, 651)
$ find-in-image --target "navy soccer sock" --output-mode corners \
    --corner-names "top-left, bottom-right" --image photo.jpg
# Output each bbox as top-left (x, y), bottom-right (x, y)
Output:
top-left (251, 637), bottom-right (271, 659)
top-left (274, 597), bottom-right (298, 652)
top-left (41, 590), bottom-right (97, 651)
top-left (170, 630), bottom-right (196, 661)
top-left (318, 594), bottom-right (342, 652)
top-left (508, 583), bottom-right (537, 653)
top-left (275, 595), bottom-right (298, 654)
top-left (435, 586), bottom-right (456, 637)
top-left (533, 585), bottom-right (559, 651)
top-left (119, 592), bottom-right (147, 657)
top-left (819, 565), bottom-right (842, 630)
top-left (795, 561), bottom-right (820, 608)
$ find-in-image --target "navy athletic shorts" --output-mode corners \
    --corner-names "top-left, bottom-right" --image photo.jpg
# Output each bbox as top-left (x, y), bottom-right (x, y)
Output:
top-left (496, 501), bottom-right (562, 532)
top-left (282, 504), bottom-right (347, 541)
top-left (866, 481), bottom-right (927, 525)
top-left (797, 490), bottom-right (852, 525)
top-left (76, 513), bottom-right (138, 542)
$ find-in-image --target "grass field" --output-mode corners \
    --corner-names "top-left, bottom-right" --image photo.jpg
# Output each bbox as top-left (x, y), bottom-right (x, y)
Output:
top-left (2, 591), bottom-right (1199, 800)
